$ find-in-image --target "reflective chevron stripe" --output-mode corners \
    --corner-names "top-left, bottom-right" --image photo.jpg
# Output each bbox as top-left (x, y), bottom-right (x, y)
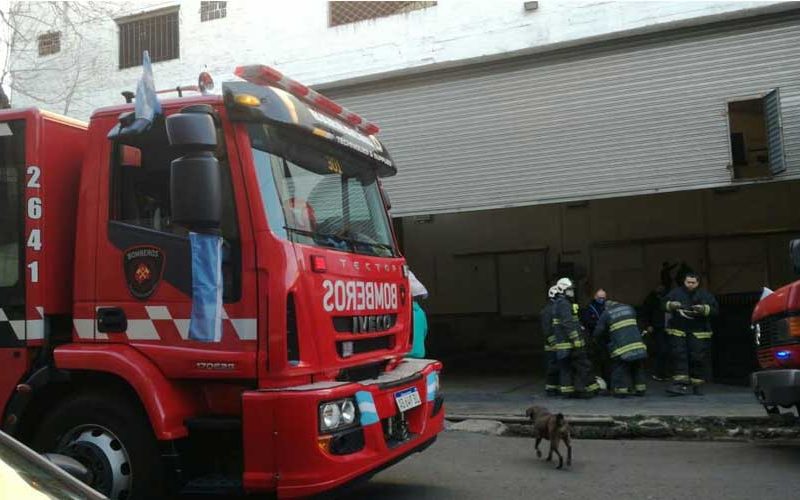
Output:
top-left (610, 318), bottom-right (637, 332)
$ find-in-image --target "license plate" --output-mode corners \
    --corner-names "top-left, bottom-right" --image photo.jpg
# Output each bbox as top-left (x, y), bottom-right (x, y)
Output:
top-left (394, 387), bottom-right (422, 412)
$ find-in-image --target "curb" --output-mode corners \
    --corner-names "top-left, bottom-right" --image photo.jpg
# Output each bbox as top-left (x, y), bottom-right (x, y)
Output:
top-left (445, 413), bottom-right (800, 440)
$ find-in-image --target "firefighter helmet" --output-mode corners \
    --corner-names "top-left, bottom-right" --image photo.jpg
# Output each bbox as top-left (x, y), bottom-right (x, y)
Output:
top-left (548, 285), bottom-right (559, 299)
top-left (555, 277), bottom-right (575, 298)
top-left (555, 277), bottom-right (574, 293)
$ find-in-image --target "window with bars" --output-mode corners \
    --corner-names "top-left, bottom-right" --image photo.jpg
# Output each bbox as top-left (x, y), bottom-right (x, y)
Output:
top-left (37, 32), bottom-right (61, 57)
top-left (117, 8), bottom-right (180, 70)
top-left (328, 1), bottom-right (436, 27)
top-left (201, 1), bottom-right (227, 22)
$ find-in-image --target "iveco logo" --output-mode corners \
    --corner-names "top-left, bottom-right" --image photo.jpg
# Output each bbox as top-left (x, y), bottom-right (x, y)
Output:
top-left (352, 314), bottom-right (394, 333)
top-left (196, 362), bottom-right (236, 371)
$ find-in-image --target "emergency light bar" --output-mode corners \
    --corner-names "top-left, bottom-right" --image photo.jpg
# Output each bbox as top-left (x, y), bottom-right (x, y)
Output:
top-left (234, 65), bottom-right (380, 136)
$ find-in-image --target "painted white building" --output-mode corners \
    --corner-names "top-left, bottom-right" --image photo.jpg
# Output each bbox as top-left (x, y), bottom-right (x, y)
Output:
top-left (8, 0), bottom-right (785, 120)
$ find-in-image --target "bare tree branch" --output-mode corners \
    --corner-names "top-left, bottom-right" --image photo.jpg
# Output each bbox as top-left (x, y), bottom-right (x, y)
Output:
top-left (1, 1), bottom-right (119, 112)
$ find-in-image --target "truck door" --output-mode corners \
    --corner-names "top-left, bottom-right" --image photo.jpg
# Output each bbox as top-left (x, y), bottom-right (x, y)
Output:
top-left (0, 119), bottom-right (29, 403)
top-left (93, 110), bottom-right (257, 378)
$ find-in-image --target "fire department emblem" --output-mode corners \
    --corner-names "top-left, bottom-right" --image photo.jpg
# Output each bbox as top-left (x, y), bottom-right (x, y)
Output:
top-left (123, 246), bottom-right (165, 299)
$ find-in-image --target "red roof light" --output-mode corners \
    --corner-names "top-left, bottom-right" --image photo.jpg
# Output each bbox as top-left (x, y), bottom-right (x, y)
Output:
top-left (234, 64), bottom-right (381, 135)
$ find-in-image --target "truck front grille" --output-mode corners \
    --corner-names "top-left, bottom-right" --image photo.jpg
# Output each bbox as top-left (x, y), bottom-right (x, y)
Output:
top-left (754, 315), bottom-right (799, 349)
top-left (332, 314), bottom-right (397, 334)
top-left (336, 336), bottom-right (394, 357)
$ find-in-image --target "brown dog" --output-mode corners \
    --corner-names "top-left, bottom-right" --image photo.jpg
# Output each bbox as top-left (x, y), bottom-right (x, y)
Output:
top-left (525, 405), bottom-right (572, 469)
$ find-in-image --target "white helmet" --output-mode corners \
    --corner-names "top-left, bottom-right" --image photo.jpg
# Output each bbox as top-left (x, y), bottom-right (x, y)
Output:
top-left (555, 277), bottom-right (575, 298)
top-left (548, 285), bottom-right (559, 299)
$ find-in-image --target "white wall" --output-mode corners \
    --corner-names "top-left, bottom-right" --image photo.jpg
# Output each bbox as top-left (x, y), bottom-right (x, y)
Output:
top-left (9, 0), bottom-right (780, 120)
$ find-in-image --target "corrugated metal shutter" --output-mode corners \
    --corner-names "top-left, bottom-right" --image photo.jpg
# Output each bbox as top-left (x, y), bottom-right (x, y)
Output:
top-left (764, 88), bottom-right (786, 175)
top-left (324, 12), bottom-right (800, 217)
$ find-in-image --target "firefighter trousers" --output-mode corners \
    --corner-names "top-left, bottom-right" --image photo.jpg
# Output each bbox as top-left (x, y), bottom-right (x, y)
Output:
top-left (669, 331), bottom-right (712, 386)
top-left (545, 351), bottom-right (560, 393)
top-left (559, 348), bottom-right (598, 395)
top-left (610, 358), bottom-right (646, 395)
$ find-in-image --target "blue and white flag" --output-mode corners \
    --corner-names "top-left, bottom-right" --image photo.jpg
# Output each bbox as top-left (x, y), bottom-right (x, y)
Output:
top-left (355, 391), bottom-right (379, 426)
top-left (135, 50), bottom-right (161, 124)
top-left (426, 372), bottom-right (439, 402)
top-left (189, 232), bottom-right (223, 343)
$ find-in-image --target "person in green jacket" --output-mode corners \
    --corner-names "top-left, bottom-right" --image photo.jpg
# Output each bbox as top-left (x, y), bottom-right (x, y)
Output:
top-left (408, 270), bottom-right (429, 359)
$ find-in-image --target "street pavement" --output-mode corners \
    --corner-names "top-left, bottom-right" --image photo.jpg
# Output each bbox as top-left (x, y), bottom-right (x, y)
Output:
top-left (343, 430), bottom-right (800, 499)
top-left (443, 374), bottom-right (766, 418)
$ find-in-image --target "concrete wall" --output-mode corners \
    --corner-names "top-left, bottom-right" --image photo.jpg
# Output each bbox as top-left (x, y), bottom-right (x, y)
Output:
top-left (9, 0), bottom-right (779, 120)
top-left (404, 180), bottom-right (800, 371)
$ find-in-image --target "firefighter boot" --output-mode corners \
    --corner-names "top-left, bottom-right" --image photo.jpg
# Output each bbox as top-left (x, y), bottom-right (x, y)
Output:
top-left (666, 382), bottom-right (689, 396)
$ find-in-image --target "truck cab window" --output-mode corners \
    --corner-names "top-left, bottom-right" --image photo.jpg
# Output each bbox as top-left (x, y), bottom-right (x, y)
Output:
top-left (109, 115), bottom-right (241, 301)
top-left (0, 167), bottom-right (19, 287)
top-left (0, 121), bottom-right (24, 291)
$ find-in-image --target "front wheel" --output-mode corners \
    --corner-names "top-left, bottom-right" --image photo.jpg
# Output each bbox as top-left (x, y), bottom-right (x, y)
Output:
top-left (32, 391), bottom-right (163, 500)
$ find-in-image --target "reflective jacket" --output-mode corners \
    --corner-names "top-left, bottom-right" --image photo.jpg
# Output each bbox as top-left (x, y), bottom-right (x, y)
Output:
top-left (593, 301), bottom-right (647, 361)
top-left (662, 286), bottom-right (718, 340)
top-left (552, 296), bottom-right (584, 359)
top-left (541, 300), bottom-right (555, 352)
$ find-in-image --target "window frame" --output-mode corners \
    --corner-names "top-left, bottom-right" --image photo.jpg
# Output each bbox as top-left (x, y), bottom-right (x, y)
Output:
top-left (116, 7), bottom-right (180, 70)
top-left (724, 92), bottom-right (778, 182)
top-left (200, 1), bottom-right (227, 22)
top-left (107, 114), bottom-right (243, 302)
top-left (328, 1), bottom-right (437, 27)
top-left (37, 31), bottom-right (61, 57)
top-left (0, 120), bottom-right (26, 306)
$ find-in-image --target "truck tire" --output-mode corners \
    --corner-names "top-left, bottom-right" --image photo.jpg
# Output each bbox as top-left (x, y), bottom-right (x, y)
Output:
top-left (32, 391), bottom-right (163, 500)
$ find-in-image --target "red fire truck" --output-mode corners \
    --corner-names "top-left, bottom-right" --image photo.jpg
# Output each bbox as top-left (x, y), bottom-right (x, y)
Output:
top-left (0, 65), bottom-right (444, 499)
top-left (751, 240), bottom-right (800, 416)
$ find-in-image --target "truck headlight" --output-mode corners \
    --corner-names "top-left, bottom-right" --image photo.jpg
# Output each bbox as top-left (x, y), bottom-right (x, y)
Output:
top-left (319, 398), bottom-right (358, 433)
top-left (320, 403), bottom-right (341, 431)
top-left (341, 400), bottom-right (356, 425)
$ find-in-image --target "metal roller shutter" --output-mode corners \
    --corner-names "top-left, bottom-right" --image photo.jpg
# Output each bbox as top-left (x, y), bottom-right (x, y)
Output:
top-left (324, 12), bottom-right (800, 216)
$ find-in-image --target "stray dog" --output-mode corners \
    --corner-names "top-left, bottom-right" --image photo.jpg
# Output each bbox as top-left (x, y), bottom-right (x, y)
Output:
top-left (525, 406), bottom-right (572, 469)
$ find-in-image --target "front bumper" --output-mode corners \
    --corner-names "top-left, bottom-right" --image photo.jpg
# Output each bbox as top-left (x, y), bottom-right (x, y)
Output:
top-left (751, 369), bottom-right (800, 408)
top-left (241, 358), bottom-right (445, 498)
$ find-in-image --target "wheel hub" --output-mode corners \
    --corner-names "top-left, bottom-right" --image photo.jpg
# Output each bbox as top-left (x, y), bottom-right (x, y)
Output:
top-left (58, 426), bottom-right (132, 500)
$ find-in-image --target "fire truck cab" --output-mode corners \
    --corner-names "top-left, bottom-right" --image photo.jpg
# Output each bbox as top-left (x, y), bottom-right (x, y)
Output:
top-left (751, 239), bottom-right (800, 416)
top-left (0, 66), bottom-right (444, 499)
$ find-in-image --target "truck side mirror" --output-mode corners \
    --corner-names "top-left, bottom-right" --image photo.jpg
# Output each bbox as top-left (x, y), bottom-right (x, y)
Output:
top-left (791, 239), bottom-right (800, 275)
top-left (166, 113), bottom-right (221, 230)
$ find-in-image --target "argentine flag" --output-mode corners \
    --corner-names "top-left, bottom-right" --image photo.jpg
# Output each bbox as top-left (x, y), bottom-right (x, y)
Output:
top-left (135, 50), bottom-right (161, 124)
top-left (189, 233), bottom-right (223, 342)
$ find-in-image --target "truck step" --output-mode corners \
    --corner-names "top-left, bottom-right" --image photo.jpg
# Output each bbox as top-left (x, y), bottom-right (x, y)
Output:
top-left (184, 416), bottom-right (241, 432)
top-left (180, 474), bottom-right (243, 496)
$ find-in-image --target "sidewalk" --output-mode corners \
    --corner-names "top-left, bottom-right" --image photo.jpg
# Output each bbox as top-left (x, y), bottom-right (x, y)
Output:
top-left (443, 374), bottom-right (766, 419)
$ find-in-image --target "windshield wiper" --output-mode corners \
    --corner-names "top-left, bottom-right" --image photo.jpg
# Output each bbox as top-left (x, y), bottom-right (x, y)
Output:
top-left (284, 226), bottom-right (352, 250)
top-left (284, 226), bottom-right (394, 256)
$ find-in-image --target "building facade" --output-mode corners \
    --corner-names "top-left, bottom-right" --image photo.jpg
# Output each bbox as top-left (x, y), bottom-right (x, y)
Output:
top-left (10, 1), bottom-right (800, 377)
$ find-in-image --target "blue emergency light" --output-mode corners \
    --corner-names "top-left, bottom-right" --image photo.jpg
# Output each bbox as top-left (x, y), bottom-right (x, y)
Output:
top-left (776, 350), bottom-right (791, 360)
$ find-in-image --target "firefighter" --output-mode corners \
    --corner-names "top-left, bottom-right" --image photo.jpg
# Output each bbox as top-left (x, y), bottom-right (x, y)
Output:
top-left (542, 285), bottom-right (563, 396)
top-left (663, 272), bottom-right (718, 396)
top-left (593, 299), bottom-right (648, 397)
top-left (552, 278), bottom-right (599, 398)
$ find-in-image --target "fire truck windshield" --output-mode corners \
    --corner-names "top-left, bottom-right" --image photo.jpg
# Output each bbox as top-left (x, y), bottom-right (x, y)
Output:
top-left (247, 123), bottom-right (397, 257)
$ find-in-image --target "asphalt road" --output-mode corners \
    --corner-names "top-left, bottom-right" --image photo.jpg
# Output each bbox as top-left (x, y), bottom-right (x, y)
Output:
top-left (338, 431), bottom-right (800, 499)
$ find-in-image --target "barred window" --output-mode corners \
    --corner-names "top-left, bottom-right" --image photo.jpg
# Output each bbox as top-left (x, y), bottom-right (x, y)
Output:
top-left (328, 1), bottom-right (436, 27)
top-left (117, 8), bottom-right (179, 70)
top-left (200, 1), bottom-right (226, 22)
top-left (37, 32), bottom-right (61, 57)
